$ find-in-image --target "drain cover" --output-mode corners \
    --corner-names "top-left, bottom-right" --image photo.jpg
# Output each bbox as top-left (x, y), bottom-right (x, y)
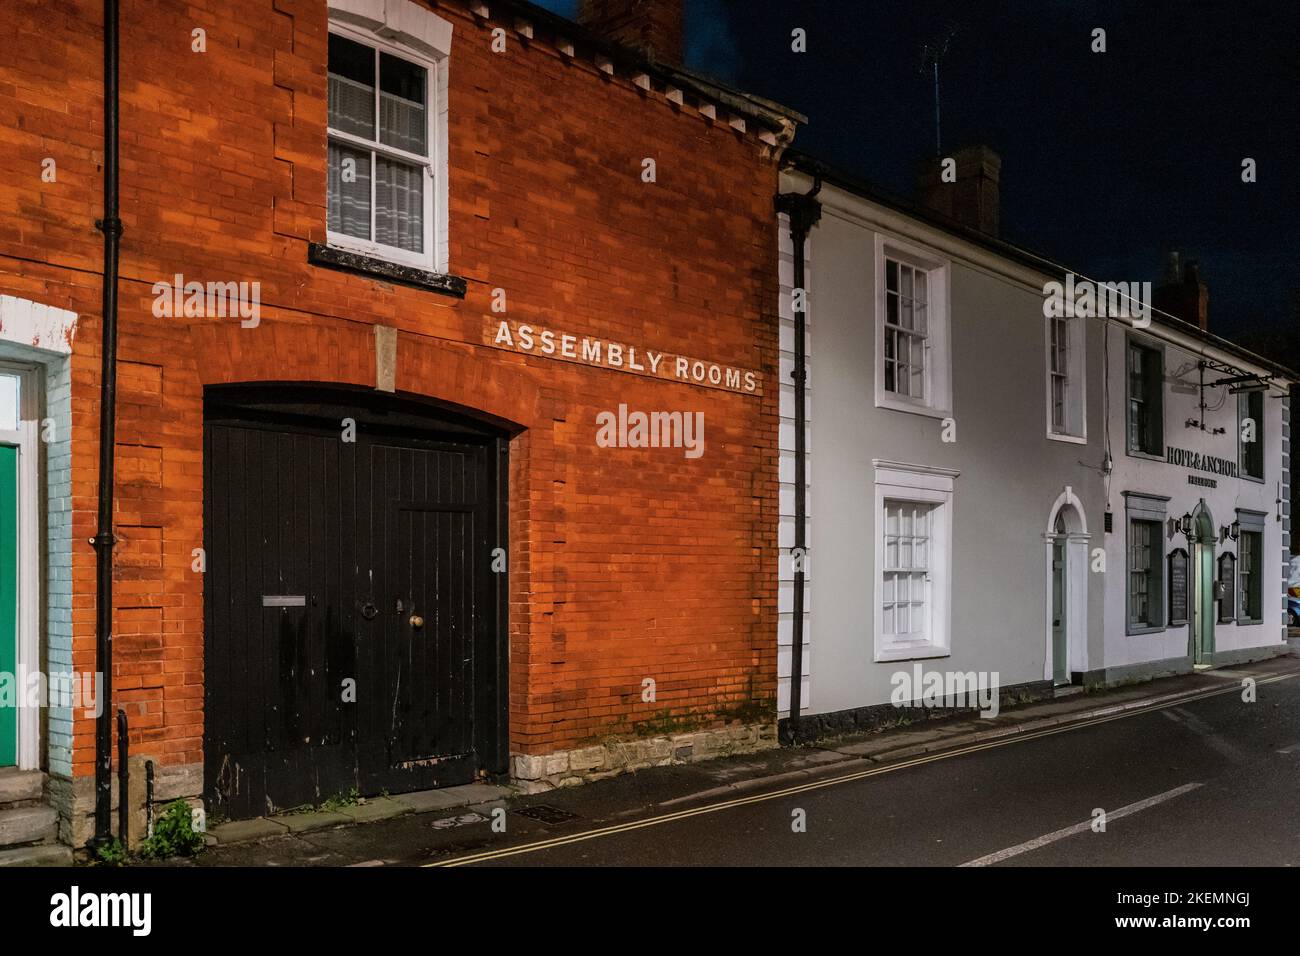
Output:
top-left (513, 804), bottom-right (579, 825)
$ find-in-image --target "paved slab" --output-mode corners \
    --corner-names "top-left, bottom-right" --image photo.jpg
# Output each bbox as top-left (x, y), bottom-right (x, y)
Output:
top-left (277, 810), bottom-right (351, 834)
top-left (0, 844), bottom-right (73, 867)
top-left (439, 783), bottom-right (510, 804)
top-left (389, 788), bottom-right (480, 814)
top-left (208, 818), bottom-right (288, 844)
top-left (336, 798), bottom-right (407, 824)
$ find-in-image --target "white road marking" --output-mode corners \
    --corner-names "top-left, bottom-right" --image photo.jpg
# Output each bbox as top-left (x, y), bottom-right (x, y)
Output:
top-left (958, 782), bottom-right (1203, 867)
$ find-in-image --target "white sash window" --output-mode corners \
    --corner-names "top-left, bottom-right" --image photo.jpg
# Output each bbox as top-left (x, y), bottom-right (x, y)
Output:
top-left (874, 461), bottom-right (957, 661)
top-left (326, 0), bottom-right (451, 272)
top-left (882, 500), bottom-right (934, 644)
top-left (874, 235), bottom-right (952, 419)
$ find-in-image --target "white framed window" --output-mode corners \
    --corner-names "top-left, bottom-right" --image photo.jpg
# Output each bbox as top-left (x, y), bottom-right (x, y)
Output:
top-left (882, 500), bottom-right (934, 645)
top-left (874, 234), bottom-right (951, 419)
top-left (1045, 312), bottom-right (1086, 442)
top-left (326, 0), bottom-right (451, 272)
top-left (873, 460), bottom-right (957, 661)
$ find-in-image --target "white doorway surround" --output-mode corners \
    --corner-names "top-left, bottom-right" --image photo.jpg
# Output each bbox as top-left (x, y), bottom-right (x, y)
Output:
top-left (1044, 486), bottom-right (1090, 684)
top-left (1, 294), bottom-right (78, 772)
top-left (0, 362), bottom-right (41, 769)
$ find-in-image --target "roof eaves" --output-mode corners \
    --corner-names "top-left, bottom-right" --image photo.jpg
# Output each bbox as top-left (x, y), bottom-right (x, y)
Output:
top-left (479, 0), bottom-right (806, 133)
top-left (785, 150), bottom-right (1297, 384)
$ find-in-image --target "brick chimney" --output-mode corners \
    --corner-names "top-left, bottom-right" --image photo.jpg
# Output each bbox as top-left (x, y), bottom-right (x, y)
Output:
top-left (578, 0), bottom-right (685, 64)
top-left (1153, 251), bottom-right (1210, 331)
top-left (917, 144), bottom-right (1001, 236)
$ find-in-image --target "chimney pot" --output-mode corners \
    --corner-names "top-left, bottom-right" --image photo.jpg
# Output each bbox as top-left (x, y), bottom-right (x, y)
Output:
top-left (1154, 251), bottom-right (1210, 331)
top-left (917, 144), bottom-right (1001, 236)
top-left (1162, 250), bottom-right (1182, 286)
top-left (578, 0), bottom-right (685, 64)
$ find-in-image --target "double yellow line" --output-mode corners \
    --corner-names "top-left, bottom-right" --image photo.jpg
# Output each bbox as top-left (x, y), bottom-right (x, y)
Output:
top-left (427, 669), bottom-right (1297, 867)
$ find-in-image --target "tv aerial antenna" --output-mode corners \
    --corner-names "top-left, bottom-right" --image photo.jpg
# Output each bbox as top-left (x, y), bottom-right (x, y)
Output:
top-left (920, 23), bottom-right (958, 157)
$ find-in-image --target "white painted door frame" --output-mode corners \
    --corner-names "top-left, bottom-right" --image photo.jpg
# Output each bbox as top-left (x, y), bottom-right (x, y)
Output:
top-left (1044, 488), bottom-right (1090, 684)
top-left (0, 360), bottom-right (42, 769)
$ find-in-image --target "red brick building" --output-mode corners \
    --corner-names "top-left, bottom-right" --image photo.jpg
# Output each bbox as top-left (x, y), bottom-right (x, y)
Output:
top-left (0, 0), bottom-right (801, 845)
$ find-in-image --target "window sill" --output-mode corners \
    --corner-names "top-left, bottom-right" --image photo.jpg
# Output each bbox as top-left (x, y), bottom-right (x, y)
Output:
top-left (1126, 447), bottom-right (1165, 463)
top-left (1125, 623), bottom-right (1166, 636)
top-left (874, 394), bottom-right (951, 421)
top-left (1240, 472), bottom-right (1266, 485)
top-left (874, 644), bottom-right (950, 663)
top-left (1047, 431), bottom-right (1088, 446)
top-left (1236, 617), bottom-right (1263, 626)
top-left (308, 243), bottom-right (466, 298)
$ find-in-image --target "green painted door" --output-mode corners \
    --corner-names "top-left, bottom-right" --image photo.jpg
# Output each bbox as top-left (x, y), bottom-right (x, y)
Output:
top-left (1051, 540), bottom-right (1067, 685)
top-left (0, 443), bottom-right (17, 766)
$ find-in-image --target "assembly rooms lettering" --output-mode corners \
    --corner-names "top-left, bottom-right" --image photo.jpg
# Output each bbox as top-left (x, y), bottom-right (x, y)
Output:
top-left (484, 318), bottom-right (761, 396)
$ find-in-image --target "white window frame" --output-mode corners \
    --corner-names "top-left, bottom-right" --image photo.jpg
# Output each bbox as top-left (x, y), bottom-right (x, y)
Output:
top-left (0, 361), bottom-right (41, 769)
top-left (873, 460), bottom-right (958, 662)
top-left (1045, 311), bottom-right (1087, 443)
top-left (326, 0), bottom-right (451, 273)
top-left (874, 233), bottom-right (952, 419)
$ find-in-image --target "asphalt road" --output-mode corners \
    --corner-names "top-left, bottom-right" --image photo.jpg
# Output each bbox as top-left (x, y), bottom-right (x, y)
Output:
top-left (434, 669), bottom-right (1300, 867)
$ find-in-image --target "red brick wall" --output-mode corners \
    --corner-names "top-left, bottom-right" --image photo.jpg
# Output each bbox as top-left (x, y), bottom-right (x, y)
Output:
top-left (0, 0), bottom-right (781, 775)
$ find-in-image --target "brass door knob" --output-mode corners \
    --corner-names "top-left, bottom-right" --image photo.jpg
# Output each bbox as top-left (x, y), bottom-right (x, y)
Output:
top-left (409, 614), bottom-right (424, 629)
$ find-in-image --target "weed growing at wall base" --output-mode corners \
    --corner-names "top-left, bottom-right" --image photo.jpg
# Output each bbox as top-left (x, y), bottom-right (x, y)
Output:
top-left (138, 800), bottom-right (206, 860)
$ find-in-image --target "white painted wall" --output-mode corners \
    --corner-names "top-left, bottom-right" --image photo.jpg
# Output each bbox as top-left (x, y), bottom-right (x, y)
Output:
top-left (780, 171), bottom-right (1108, 717)
top-left (1101, 328), bottom-right (1288, 667)
top-left (777, 170), bottom-right (1293, 720)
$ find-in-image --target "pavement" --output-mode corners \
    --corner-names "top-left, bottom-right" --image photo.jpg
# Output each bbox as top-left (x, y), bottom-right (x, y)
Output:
top-left (137, 653), bottom-right (1300, 867)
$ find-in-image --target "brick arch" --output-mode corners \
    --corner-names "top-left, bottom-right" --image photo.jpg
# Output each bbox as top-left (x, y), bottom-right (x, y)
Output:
top-left (188, 317), bottom-right (542, 430)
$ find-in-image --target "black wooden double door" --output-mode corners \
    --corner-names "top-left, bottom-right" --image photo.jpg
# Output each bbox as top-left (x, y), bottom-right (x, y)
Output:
top-left (203, 389), bottom-right (507, 820)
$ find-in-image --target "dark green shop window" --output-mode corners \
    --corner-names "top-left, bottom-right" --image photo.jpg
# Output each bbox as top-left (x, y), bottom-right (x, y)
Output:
top-left (1127, 341), bottom-right (1164, 456)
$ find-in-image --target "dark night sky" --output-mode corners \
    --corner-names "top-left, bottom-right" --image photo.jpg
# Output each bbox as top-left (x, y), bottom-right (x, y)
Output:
top-left (536, 0), bottom-right (1300, 345)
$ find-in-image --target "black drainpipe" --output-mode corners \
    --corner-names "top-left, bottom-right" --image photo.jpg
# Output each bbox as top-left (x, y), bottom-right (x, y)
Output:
top-left (116, 709), bottom-right (129, 845)
top-left (774, 177), bottom-right (821, 745)
top-left (91, 0), bottom-right (122, 850)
